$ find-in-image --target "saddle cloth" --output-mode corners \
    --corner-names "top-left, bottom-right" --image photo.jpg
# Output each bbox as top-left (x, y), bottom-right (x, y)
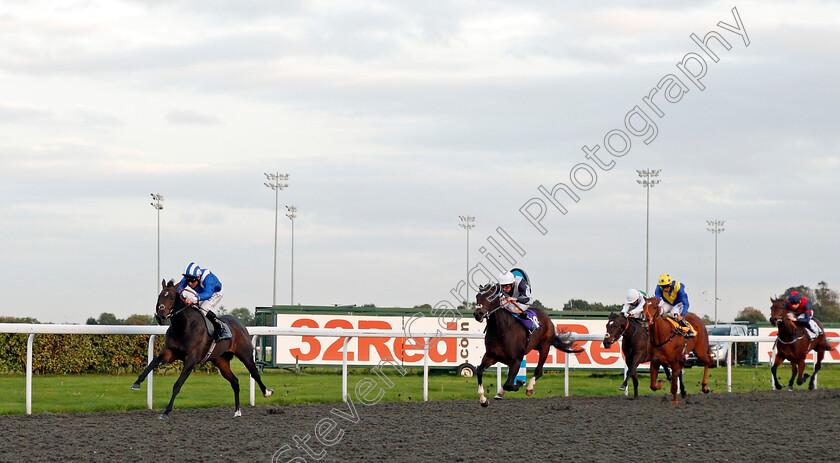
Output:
top-left (202, 316), bottom-right (231, 340)
top-left (665, 317), bottom-right (696, 337)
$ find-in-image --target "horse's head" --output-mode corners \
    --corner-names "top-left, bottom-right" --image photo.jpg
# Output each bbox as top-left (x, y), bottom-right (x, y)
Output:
top-left (768, 297), bottom-right (787, 327)
top-left (473, 283), bottom-right (501, 322)
top-left (640, 296), bottom-right (661, 325)
top-left (603, 312), bottom-right (627, 348)
top-left (155, 279), bottom-right (182, 325)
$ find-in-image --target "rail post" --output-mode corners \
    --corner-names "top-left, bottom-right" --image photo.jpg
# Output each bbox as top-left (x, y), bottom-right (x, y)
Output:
top-left (423, 338), bottom-right (430, 401)
top-left (251, 335), bottom-right (259, 406)
top-left (564, 350), bottom-right (570, 397)
top-left (726, 341), bottom-right (732, 392)
top-left (342, 336), bottom-right (351, 402)
top-left (26, 334), bottom-right (34, 415)
top-left (147, 334), bottom-right (156, 409)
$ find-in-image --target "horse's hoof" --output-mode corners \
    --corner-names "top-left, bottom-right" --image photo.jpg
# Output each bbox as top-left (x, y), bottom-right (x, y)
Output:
top-left (618, 385), bottom-right (627, 392)
top-left (130, 383), bottom-right (141, 390)
top-left (526, 389), bottom-right (534, 396)
top-left (493, 394), bottom-right (503, 400)
top-left (159, 413), bottom-right (170, 420)
top-left (264, 389), bottom-right (274, 398)
top-left (234, 409), bottom-right (242, 417)
top-left (809, 383), bottom-right (816, 390)
top-left (787, 387), bottom-right (794, 392)
top-left (702, 386), bottom-right (710, 394)
top-left (480, 400), bottom-right (489, 408)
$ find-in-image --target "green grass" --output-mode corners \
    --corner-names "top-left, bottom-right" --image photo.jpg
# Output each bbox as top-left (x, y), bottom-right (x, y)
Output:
top-left (2, 364), bottom-right (838, 415)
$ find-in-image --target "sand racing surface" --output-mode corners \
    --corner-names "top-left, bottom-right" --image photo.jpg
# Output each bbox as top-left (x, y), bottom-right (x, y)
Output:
top-left (1, 389), bottom-right (839, 462)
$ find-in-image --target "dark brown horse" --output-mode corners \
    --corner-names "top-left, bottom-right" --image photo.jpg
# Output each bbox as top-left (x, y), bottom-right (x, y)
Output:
top-left (131, 280), bottom-right (273, 419)
top-left (768, 298), bottom-right (830, 391)
top-left (640, 297), bottom-right (711, 405)
top-left (603, 312), bottom-right (672, 399)
top-left (473, 283), bottom-right (582, 407)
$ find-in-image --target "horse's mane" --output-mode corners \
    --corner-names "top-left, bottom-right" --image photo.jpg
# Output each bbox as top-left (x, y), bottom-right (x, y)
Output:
top-left (167, 278), bottom-right (177, 286)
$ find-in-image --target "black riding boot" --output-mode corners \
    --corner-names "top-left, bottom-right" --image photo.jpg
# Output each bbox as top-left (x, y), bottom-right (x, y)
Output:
top-left (679, 318), bottom-right (694, 337)
top-left (206, 310), bottom-right (225, 341)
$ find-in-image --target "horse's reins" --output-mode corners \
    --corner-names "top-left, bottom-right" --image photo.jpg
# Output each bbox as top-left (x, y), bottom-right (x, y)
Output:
top-left (647, 307), bottom-right (681, 348)
top-left (159, 297), bottom-right (220, 362)
top-left (774, 316), bottom-right (806, 345)
top-left (607, 316), bottom-right (631, 343)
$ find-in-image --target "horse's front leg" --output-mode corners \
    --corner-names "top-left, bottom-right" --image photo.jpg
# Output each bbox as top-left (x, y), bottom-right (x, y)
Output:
top-left (476, 354), bottom-right (496, 408)
top-left (132, 348), bottom-right (175, 390)
top-left (788, 360), bottom-right (799, 391)
top-left (160, 356), bottom-right (198, 419)
top-left (669, 365), bottom-right (683, 405)
top-left (770, 354), bottom-right (784, 390)
top-left (795, 357), bottom-right (809, 386)
top-left (649, 358), bottom-right (664, 391)
top-left (503, 359), bottom-right (524, 392)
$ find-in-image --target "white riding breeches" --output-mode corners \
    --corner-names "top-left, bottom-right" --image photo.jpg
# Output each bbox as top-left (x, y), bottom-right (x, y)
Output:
top-left (658, 300), bottom-right (684, 318)
top-left (502, 300), bottom-right (529, 315)
top-left (197, 291), bottom-right (224, 316)
top-left (621, 300), bottom-right (645, 318)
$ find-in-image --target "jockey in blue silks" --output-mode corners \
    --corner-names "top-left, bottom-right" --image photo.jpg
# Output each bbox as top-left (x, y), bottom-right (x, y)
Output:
top-left (654, 273), bottom-right (693, 337)
top-left (498, 271), bottom-right (540, 335)
top-left (177, 262), bottom-right (231, 341)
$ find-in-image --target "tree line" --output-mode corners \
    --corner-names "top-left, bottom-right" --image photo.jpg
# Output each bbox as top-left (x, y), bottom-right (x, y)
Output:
top-left (85, 306), bottom-right (255, 326)
top-left (735, 281), bottom-right (840, 324)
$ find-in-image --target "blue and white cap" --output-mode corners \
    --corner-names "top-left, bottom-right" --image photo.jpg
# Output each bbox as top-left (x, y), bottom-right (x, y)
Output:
top-left (183, 262), bottom-right (202, 278)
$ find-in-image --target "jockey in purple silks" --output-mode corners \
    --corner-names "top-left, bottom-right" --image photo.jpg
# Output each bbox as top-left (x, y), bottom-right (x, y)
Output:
top-left (497, 271), bottom-right (540, 335)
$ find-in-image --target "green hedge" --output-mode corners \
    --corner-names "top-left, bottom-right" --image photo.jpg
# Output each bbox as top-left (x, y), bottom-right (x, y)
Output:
top-left (0, 333), bottom-right (216, 375)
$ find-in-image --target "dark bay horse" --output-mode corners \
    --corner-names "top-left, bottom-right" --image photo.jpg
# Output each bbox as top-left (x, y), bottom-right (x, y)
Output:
top-left (640, 297), bottom-right (711, 405)
top-left (768, 298), bottom-right (830, 391)
top-left (473, 283), bottom-right (582, 407)
top-left (602, 312), bottom-right (671, 399)
top-left (131, 280), bottom-right (273, 419)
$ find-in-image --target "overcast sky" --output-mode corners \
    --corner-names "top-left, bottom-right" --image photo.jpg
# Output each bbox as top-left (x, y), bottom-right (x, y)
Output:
top-left (1, 1), bottom-right (838, 324)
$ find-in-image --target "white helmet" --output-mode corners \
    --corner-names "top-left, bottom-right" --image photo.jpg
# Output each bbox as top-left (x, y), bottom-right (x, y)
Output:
top-left (181, 287), bottom-right (199, 304)
top-left (625, 288), bottom-right (640, 304)
top-left (498, 272), bottom-right (516, 286)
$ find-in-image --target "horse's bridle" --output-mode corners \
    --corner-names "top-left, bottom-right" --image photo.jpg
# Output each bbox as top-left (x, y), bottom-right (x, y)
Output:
top-left (478, 303), bottom-right (504, 321)
top-left (606, 315), bottom-right (630, 343)
top-left (157, 290), bottom-right (190, 322)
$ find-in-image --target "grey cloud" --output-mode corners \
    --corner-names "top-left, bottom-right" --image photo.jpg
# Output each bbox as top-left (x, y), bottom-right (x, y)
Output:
top-left (0, 102), bottom-right (54, 124)
top-left (167, 109), bottom-right (221, 125)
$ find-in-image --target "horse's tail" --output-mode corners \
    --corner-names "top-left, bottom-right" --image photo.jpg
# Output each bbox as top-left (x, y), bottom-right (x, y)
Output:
top-left (553, 331), bottom-right (584, 353)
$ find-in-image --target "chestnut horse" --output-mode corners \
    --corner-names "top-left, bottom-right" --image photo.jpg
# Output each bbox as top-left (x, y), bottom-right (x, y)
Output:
top-left (473, 283), bottom-right (582, 407)
top-left (131, 280), bottom-right (273, 419)
top-left (768, 298), bottom-right (830, 391)
top-left (640, 297), bottom-right (711, 405)
top-left (603, 312), bottom-right (672, 399)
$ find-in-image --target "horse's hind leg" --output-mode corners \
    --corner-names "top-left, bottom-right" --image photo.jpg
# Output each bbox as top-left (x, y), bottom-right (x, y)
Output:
top-left (132, 348), bottom-right (175, 390)
top-left (526, 346), bottom-right (549, 396)
top-left (160, 357), bottom-right (198, 419)
top-left (809, 348), bottom-right (825, 390)
top-left (213, 355), bottom-right (241, 417)
top-left (234, 342), bottom-right (273, 397)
